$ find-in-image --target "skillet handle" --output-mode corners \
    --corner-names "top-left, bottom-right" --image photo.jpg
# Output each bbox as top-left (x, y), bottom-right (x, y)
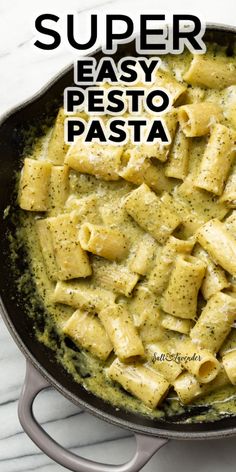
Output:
top-left (18, 361), bottom-right (168, 472)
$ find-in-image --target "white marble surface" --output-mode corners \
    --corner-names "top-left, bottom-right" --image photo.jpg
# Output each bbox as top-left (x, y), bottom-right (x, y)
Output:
top-left (1, 0), bottom-right (236, 471)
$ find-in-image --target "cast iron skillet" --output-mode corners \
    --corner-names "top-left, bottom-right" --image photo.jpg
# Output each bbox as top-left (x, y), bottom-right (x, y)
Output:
top-left (1, 23), bottom-right (236, 472)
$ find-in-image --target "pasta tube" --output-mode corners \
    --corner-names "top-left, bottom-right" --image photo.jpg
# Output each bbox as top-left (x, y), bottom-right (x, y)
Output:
top-left (118, 149), bottom-right (173, 193)
top-left (99, 304), bottom-right (144, 360)
top-left (137, 112), bottom-right (178, 162)
top-left (224, 211), bottom-right (236, 238)
top-left (222, 351), bottom-right (236, 385)
top-left (174, 367), bottom-right (229, 404)
top-left (128, 285), bottom-right (160, 327)
top-left (194, 124), bottom-right (236, 196)
top-left (221, 164), bottom-right (236, 207)
top-left (129, 234), bottom-right (158, 276)
top-left (52, 280), bottom-right (116, 312)
top-left (161, 314), bottom-right (193, 335)
top-left (49, 165), bottom-right (69, 215)
top-left (197, 219), bottom-right (236, 276)
top-left (93, 260), bottom-right (139, 297)
top-left (220, 328), bottom-right (236, 357)
top-left (63, 310), bottom-right (113, 360)
top-left (161, 255), bottom-right (206, 319)
top-left (154, 69), bottom-right (186, 104)
top-left (47, 213), bottom-right (92, 280)
top-left (18, 158), bottom-right (51, 211)
top-left (148, 236), bottom-right (194, 294)
top-left (177, 174), bottom-right (228, 221)
top-left (128, 285), bottom-right (164, 343)
top-left (175, 337), bottom-right (220, 383)
top-left (79, 223), bottom-right (128, 261)
top-left (193, 245), bottom-right (229, 300)
top-left (124, 184), bottom-right (181, 243)
top-left (65, 194), bottom-right (101, 224)
top-left (165, 128), bottom-right (189, 180)
top-left (36, 218), bottom-right (58, 280)
top-left (147, 342), bottom-right (183, 382)
top-left (173, 372), bottom-right (202, 404)
top-left (47, 108), bottom-right (69, 164)
top-left (65, 139), bottom-right (122, 181)
top-left (178, 102), bottom-right (222, 137)
top-left (183, 54), bottom-right (236, 89)
top-left (190, 292), bottom-right (236, 352)
top-left (107, 358), bottom-right (169, 408)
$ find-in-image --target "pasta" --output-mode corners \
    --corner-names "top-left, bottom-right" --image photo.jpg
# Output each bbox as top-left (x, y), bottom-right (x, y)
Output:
top-left (63, 310), bottom-right (113, 360)
top-left (197, 219), bottom-right (236, 276)
top-left (174, 337), bottom-right (220, 383)
top-left (165, 127), bottom-right (189, 180)
top-left (52, 280), bottom-right (116, 311)
top-left (147, 236), bottom-right (194, 294)
top-left (93, 260), bottom-right (139, 297)
top-left (173, 367), bottom-right (229, 404)
top-left (19, 158), bottom-right (51, 211)
top-left (221, 164), bottom-right (236, 207)
top-left (36, 218), bottom-right (58, 280)
top-left (134, 111), bottom-right (178, 162)
top-left (194, 124), bottom-right (236, 195)
top-left (161, 255), bottom-right (206, 319)
top-left (107, 358), bottom-right (169, 408)
top-left (222, 351), bottom-right (236, 385)
top-left (99, 304), bottom-right (144, 360)
top-left (160, 314), bottom-right (193, 335)
top-left (178, 102), bottom-right (222, 137)
top-left (47, 108), bottom-right (69, 164)
top-left (65, 139), bottom-right (123, 180)
top-left (190, 292), bottom-right (236, 352)
top-left (79, 223), bottom-right (128, 261)
top-left (46, 213), bottom-right (92, 280)
top-left (154, 69), bottom-right (187, 105)
top-left (17, 44), bottom-right (236, 419)
top-left (183, 54), bottom-right (236, 89)
top-left (118, 148), bottom-right (173, 193)
top-left (49, 165), bottom-right (69, 215)
top-left (146, 341), bottom-right (183, 382)
top-left (193, 244), bottom-right (229, 300)
top-left (124, 183), bottom-right (181, 243)
top-left (129, 234), bottom-right (158, 275)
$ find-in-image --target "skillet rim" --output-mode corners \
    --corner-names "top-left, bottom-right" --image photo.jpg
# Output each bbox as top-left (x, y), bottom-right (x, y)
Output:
top-left (1, 22), bottom-right (236, 440)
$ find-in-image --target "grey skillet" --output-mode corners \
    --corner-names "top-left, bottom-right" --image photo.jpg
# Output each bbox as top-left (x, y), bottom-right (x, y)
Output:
top-left (1, 23), bottom-right (236, 472)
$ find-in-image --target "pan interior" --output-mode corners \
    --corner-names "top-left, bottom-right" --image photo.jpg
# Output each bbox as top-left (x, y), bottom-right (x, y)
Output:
top-left (1, 26), bottom-right (236, 437)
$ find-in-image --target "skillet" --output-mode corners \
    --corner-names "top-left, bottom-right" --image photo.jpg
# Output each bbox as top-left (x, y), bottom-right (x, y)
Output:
top-left (1, 23), bottom-right (236, 472)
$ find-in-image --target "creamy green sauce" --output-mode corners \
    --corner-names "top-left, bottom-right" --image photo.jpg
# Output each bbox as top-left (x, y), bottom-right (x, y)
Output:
top-left (9, 43), bottom-right (236, 423)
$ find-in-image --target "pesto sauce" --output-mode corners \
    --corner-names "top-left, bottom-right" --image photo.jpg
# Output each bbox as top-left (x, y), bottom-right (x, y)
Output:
top-left (9, 43), bottom-right (236, 424)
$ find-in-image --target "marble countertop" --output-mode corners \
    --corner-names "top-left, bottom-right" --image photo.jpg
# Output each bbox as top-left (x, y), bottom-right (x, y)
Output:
top-left (1, 0), bottom-right (236, 471)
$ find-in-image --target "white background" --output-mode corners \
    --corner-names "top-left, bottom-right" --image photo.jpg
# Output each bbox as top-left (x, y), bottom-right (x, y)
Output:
top-left (1, 0), bottom-right (236, 471)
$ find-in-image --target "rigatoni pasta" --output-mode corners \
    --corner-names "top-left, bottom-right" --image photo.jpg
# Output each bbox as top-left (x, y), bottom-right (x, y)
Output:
top-left (165, 127), bottom-right (189, 180)
top-left (46, 213), bottom-right (92, 280)
top-left (178, 102), bottom-right (222, 137)
top-left (190, 292), bottom-right (236, 352)
top-left (124, 183), bottom-right (181, 243)
top-left (63, 310), bottom-right (113, 360)
top-left (19, 158), bottom-right (51, 211)
top-left (99, 304), bottom-right (144, 360)
top-left (161, 255), bottom-right (206, 319)
top-left (107, 358), bottom-right (169, 408)
top-left (17, 44), bottom-right (236, 420)
top-left (183, 54), bottom-right (236, 89)
top-left (65, 139), bottom-right (123, 180)
top-left (79, 223), bottom-right (128, 261)
top-left (197, 219), bottom-right (236, 277)
top-left (194, 124), bottom-right (236, 195)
